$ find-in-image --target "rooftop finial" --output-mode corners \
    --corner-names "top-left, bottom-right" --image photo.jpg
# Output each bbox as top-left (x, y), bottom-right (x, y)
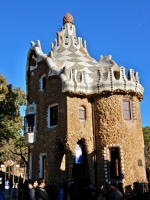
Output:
top-left (63, 13), bottom-right (74, 25)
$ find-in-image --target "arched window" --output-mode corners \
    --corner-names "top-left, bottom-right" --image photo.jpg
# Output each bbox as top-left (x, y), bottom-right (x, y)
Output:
top-left (79, 106), bottom-right (85, 121)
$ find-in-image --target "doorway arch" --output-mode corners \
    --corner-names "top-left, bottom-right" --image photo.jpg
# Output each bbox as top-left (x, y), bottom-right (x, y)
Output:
top-left (72, 140), bottom-right (90, 187)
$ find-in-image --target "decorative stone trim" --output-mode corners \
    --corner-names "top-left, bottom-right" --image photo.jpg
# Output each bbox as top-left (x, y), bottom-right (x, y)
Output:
top-left (46, 106), bottom-right (49, 128)
top-left (39, 74), bottom-right (46, 92)
top-left (104, 144), bottom-right (125, 183)
top-left (131, 98), bottom-right (137, 121)
top-left (123, 96), bottom-right (136, 121)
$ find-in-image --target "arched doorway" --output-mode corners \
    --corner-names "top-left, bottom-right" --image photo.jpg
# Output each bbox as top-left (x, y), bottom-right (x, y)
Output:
top-left (72, 140), bottom-right (90, 187)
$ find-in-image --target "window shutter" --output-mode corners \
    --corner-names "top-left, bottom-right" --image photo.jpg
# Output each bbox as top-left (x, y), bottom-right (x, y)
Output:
top-left (123, 100), bottom-right (131, 120)
top-left (79, 109), bottom-right (85, 119)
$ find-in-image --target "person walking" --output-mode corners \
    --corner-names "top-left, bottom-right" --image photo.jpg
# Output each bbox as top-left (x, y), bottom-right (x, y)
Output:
top-left (108, 181), bottom-right (124, 200)
top-left (35, 178), bottom-right (50, 200)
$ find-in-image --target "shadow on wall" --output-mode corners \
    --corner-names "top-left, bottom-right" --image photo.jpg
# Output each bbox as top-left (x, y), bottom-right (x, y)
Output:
top-left (55, 138), bottom-right (92, 187)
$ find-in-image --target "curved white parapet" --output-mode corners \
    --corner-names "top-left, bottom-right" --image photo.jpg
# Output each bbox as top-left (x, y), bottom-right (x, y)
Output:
top-left (26, 14), bottom-right (144, 99)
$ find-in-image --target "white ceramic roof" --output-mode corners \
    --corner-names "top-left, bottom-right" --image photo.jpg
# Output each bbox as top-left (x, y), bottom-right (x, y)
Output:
top-left (26, 14), bottom-right (144, 99)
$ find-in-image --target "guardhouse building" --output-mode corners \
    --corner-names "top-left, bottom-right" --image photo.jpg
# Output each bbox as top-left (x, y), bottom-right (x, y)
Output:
top-left (25, 13), bottom-right (146, 190)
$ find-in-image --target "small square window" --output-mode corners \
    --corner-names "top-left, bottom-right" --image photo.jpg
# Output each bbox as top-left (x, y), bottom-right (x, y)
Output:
top-left (138, 159), bottom-right (142, 166)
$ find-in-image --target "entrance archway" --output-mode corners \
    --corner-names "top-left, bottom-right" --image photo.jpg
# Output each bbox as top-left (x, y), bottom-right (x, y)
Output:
top-left (72, 140), bottom-right (90, 187)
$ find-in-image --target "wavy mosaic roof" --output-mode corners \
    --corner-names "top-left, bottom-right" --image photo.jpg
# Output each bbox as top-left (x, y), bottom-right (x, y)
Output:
top-left (26, 13), bottom-right (144, 99)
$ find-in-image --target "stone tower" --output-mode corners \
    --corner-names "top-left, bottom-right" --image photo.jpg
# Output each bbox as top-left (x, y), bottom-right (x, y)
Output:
top-left (25, 13), bottom-right (146, 192)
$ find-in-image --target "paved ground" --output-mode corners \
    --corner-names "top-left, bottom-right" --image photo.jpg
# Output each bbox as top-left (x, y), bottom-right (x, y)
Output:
top-left (4, 188), bottom-right (18, 200)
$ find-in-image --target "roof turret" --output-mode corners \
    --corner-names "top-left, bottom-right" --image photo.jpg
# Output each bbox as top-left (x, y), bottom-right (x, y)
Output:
top-left (26, 14), bottom-right (144, 100)
top-left (63, 13), bottom-right (74, 25)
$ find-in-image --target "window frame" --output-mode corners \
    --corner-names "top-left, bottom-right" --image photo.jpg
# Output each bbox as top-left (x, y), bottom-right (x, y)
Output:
top-left (39, 74), bottom-right (46, 91)
top-left (109, 147), bottom-right (121, 179)
top-left (103, 144), bottom-right (124, 182)
top-left (47, 103), bottom-right (58, 128)
top-left (123, 97), bottom-right (132, 120)
top-left (79, 106), bottom-right (86, 122)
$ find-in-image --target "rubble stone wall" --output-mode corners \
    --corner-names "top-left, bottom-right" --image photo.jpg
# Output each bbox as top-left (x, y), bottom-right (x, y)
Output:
top-left (95, 94), bottom-right (146, 188)
top-left (66, 96), bottom-right (95, 183)
top-left (28, 61), bottom-right (68, 183)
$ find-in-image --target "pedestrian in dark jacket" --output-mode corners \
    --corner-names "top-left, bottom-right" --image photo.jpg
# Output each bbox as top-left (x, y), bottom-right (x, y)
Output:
top-left (35, 178), bottom-right (50, 200)
top-left (68, 180), bottom-right (78, 200)
top-left (28, 180), bottom-right (38, 200)
top-left (127, 182), bottom-right (144, 200)
top-left (108, 181), bottom-right (124, 200)
top-left (118, 182), bottom-right (126, 199)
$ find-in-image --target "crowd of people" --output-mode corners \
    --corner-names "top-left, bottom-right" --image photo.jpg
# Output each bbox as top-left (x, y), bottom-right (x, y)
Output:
top-left (1, 177), bottom-right (149, 200)
top-left (17, 178), bottom-right (59, 200)
top-left (101, 181), bottom-right (148, 200)
top-left (17, 179), bottom-right (148, 200)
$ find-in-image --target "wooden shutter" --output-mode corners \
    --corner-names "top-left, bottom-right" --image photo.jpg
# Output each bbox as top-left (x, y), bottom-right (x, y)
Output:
top-left (79, 108), bottom-right (85, 119)
top-left (123, 100), bottom-right (131, 120)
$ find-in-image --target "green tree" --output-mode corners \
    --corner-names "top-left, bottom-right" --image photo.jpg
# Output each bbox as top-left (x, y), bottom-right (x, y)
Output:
top-left (143, 126), bottom-right (150, 145)
top-left (143, 126), bottom-right (150, 181)
top-left (0, 74), bottom-right (27, 166)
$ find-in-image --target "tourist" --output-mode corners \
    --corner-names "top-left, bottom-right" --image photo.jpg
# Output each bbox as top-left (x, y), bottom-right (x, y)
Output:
top-left (68, 180), bottom-right (78, 200)
top-left (118, 182), bottom-right (126, 199)
top-left (8, 177), bottom-right (13, 196)
top-left (108, 181), bottom-right (124, 200)
top-left (18, 179), bottom-right (24, 200)
top-left (28, 180), bottom-right (38, 200)
top-left (35, 178), bottom-right (50, 200)
top-left (127, 182), bottom-right (144, 200)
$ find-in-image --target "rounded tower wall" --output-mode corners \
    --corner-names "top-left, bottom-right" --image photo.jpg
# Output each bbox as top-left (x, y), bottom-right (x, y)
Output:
top-left (95, 94), bottom-right (146, 187)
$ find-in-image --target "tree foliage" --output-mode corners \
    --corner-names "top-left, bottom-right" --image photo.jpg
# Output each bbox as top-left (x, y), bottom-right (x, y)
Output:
top-left (0, 74), bottom-right (26, 140)
top-left (143, 126), bottom-right (150, 170)
top-left (0, 74), bottom-right (27, 166)
top-left (143, 126), bottom-right (150, 145)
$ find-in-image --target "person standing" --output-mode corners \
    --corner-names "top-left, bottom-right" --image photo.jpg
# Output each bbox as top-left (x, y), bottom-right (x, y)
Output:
top-left (118, 182), bottom-right (126, 199)
top-left (68, 180), bottom-right (78, 200)
top-left (127, 182), bottom-right (144, 200)
top-left (35, 178), bottom-right (50, 200)
top-left (28, 180), bottom-right (38, 200)
top-left (108, 181), bottom-right (124, 200)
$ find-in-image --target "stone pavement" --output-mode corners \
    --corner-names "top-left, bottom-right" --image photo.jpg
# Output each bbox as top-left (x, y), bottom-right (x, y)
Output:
top-left (4, 188), bottom-right (18, 200)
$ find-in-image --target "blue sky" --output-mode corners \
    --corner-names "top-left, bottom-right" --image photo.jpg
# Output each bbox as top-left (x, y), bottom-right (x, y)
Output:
top-left (0, 1), bottom-right (150, 126)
